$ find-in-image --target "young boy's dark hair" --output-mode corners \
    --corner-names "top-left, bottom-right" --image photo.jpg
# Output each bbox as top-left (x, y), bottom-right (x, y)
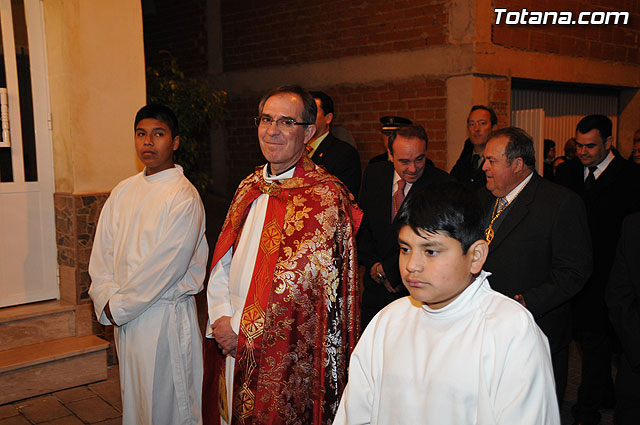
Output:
top-left (134, 104), bottom-right (180, 138)
top-left (394, 181), bottom-right (484, 253)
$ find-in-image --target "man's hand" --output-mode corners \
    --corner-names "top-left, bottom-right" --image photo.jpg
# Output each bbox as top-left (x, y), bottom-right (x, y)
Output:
top-left (381, 278), bottom-right (402, 293)
top-left (369, 263), bottom-right (402, 293)
top-left (104, 302), bottom-right (117, 326)
top-left (514, 294), bottom-right (527, 307)
top-left (212, 316), bottom-right (238, 357)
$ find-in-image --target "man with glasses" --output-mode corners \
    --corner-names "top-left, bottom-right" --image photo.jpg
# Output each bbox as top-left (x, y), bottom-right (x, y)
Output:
top-left (203, 85), bottom-right (362, 425)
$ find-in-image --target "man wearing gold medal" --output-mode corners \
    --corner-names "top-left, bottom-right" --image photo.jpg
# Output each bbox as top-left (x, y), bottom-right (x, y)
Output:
top-left (480, 127), bottom-right (592, 405)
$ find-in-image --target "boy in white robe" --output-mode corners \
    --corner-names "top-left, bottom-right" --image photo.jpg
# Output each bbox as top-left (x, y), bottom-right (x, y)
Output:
top-left (333, 182), bottom-right (560, 425)
top-left (89, 104), bottom-right (208, 425)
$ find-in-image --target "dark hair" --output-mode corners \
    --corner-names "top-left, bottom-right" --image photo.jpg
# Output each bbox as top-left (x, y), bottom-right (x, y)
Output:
top-left (134, 104), bottom-right (179, 138)
top-left (395, 182), bottom-right (484, 253)
top-left (564, 138), bottom-right (577, 157)
top-left (552, 156), bottom-right (566, 167)
top-left (258, 85), bottom-right (317, 126)
top-left (487, 127), bottom-right (536, 169)
top-left (468, 105), bottom-right (497, 127)
top-left (388, 125), bottom-right (428, 154)
top-left (544, 139), bottom-right (556, 157)
top-left (309, 90), bottom-right (334, 116)
top-left (576, 114), bottom-right (612, 141)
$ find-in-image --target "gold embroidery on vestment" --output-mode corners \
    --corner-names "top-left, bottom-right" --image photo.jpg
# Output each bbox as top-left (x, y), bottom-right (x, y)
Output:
top-left (259, 179), bottom-right (281, 197)
top-left (240, 303), bottom-right (265, 339)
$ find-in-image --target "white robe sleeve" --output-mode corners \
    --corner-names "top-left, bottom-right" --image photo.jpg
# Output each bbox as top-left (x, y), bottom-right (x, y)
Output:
top-left (88, 196), bottom-right (120, 325)
top-left (489, 314), bottom-right (560, 425)
top-left (105, 195), bottom-right (205, 325)
top-left (206, 248), bottom-right (234, 338)
top-left (333, 321), bottom-right (376, 425)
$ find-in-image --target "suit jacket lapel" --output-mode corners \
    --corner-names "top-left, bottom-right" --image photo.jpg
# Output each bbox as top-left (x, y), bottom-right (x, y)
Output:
top-left (311, 135), bottom-right (332, 164)
top-left (380, 163), bottom-right (394, 225)
top-left (489, 173), bottom-right (540, 251)
top-left (594, 156), bottom-right (622, 189)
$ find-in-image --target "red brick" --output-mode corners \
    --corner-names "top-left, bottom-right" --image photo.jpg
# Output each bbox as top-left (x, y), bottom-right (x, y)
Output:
top-left (221, 0), bottom-right (450, 70)
top-left (487, 0), bottom-right (640, 64)
top-left (628, 47), bottom-right (640, 64)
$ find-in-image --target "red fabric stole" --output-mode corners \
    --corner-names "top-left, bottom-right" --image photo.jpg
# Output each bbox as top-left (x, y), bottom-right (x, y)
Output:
top-left (203, 168), bottom-right (268, 425)
top-left (203, 156), bottom-right (362, 425)
top-left (232, 186), bottom-right (286, 423)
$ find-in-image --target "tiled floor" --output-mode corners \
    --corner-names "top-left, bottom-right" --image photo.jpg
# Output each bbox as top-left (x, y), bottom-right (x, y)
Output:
top-left (0, 366), bottom-right (121, 425)
top-left (0, 341), bottom-right (616, 425)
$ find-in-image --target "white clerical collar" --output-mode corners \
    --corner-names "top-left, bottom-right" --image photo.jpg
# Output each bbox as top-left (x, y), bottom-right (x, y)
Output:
top-left (583, 150), bottom-right (614, 180)
top-left (421, 270), bottom-right (490, 317)
top-left (504, 171), bottom-right (533, 204)
top-left (263, 163), bottom-right (296, 181)
top-left (392, 171), bottom-right (413, 195)
top-left (143, 164), bottom-right (182, 182)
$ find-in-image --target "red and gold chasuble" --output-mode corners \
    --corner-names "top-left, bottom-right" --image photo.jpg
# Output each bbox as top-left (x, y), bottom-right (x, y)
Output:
top-left (203, 156), bottom-right (362, 425)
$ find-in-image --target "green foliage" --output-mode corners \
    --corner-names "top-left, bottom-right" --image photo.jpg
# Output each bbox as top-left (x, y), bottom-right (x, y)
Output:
top-left (146, 53), bottom-right (227, 193)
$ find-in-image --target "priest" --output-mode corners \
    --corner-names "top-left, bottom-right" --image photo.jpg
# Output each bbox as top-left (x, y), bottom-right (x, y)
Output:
top-left (203, 85), bottom-right (362, 425)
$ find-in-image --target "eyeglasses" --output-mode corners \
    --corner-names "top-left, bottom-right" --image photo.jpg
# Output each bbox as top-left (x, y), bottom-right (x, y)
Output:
top-left (254, 115), bottom-right (312, 129)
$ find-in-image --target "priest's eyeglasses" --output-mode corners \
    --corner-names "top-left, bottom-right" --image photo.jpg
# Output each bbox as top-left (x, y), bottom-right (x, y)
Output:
top-left (254, 115), bottom-right (312, 129)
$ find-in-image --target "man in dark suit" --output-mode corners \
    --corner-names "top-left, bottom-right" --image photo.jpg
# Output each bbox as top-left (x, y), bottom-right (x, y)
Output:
top-left (368, 116), bottom-right (414, 164)
top-left (555, 115), bottom-right (640, 425)
top-left (450, 105), bottom-right (497, 191)
top-left (308, 91), bottom-right (361, 197)
top-left (358, 125), bottom-right (451, 328)
top-left (481, 127), bottom-right (592, 405)
top-left (606, 212), bottom-right (640, 425)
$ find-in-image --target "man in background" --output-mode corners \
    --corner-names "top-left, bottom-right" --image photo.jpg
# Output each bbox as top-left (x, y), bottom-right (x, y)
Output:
top-left (556, 114), bottom-right (640, 425)
top-left (481, 127), bottom-right (591, 405)
top-left (358, 124), bottom-right (450, 328)
top-left (307, 91), bottom-right (362, 197)
top-left (368, 115), bottom-right (413, 164)
top-left (450, 105), bottom-right (497, 191)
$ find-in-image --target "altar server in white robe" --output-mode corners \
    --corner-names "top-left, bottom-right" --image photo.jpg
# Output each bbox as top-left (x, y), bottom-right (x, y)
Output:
top-left (89, 104), bottom-right (208, 425)
top-left (333, 182), bottom-right (559, 425)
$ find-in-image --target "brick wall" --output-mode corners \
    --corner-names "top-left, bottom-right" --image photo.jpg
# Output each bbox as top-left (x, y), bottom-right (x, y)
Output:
top-left (142, 0), bottom-right (208, 75)
top-left (492, 1), bottom-right (640, 64)
top-left (221, 0), bottom-right (448, 71)
top-left (225, 93), bottom-right (263, 194)
top-left (329, 79), bottom-right (448, 166)
top-left (224, 78), bottom-right (448, 194)
top-left (486, 76), bottom-right (510, 129)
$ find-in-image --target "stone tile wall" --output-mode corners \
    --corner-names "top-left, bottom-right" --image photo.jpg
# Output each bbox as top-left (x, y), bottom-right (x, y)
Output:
top-left (54, 192), bottom-right (116, 363)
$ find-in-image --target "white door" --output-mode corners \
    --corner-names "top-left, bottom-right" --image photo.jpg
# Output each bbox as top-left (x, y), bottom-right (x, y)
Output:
top-left (0, 0), bottom-right (57, 307)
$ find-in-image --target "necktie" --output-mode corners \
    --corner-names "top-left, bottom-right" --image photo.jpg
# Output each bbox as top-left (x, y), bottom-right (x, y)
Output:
top-left (472, 154), bottom-right (481, 169)
top-left (496, 197), bottom-right (508, 215)
top-left (584, 166), bottom-right (597, 191)
top-left (305, 145), bottom-right (314, 158)
top-left (393, 180), bottom-right (406, 220)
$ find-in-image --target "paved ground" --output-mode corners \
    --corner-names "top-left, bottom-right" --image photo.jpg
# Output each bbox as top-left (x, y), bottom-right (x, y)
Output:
top-left (0, 366), bottom-right (121, 424)
top-left (0, 340), bottom-right (616, 425)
